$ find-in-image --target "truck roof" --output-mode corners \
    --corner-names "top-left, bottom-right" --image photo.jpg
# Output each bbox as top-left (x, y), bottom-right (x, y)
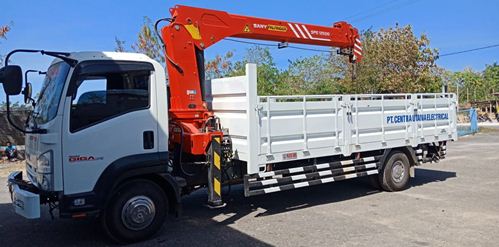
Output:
top-left (49, 51), bottom-right (161, 66)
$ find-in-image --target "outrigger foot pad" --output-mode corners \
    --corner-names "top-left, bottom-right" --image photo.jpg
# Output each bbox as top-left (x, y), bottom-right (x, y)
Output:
top-left (206, 202), bottom-right (227, 209)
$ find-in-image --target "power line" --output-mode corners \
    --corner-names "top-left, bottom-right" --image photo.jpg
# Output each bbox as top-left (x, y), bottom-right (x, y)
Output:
top-left (225, 38), bottom-right (499, 59)
top-left (350, 0), bottom-right (421, 23)
top-left (439, 44), bottom-right (499, 57)
top-left (343, 0), bottom-right (400, 20)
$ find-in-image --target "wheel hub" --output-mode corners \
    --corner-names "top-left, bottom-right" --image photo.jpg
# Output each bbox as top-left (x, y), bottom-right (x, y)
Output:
top-left (121, 196), bottom-right (156, 231)
top-left (391, 161), bottom-right (405, 183)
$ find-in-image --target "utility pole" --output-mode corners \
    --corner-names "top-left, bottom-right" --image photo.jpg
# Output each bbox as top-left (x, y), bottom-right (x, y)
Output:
top-left (456, 79), bottom-right (461, 107)
top-left (467, 87), bottom-right (469, 103)
top-left (442, 79), bottom-right (448, 93)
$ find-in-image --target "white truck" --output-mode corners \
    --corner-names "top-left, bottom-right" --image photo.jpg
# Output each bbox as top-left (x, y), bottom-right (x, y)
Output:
top-left (0, 5), bottom-right (457, 243)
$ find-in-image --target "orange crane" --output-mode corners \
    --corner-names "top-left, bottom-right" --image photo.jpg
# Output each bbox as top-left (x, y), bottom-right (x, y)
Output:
top-left (160, 5), bottom-right (362, 156)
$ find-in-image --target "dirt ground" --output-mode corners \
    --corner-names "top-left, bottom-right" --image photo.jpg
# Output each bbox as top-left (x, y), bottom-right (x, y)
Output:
top-left (0, 160), bottom-right (24, 177)
top-left (0, 130), bottom-right (498, 246)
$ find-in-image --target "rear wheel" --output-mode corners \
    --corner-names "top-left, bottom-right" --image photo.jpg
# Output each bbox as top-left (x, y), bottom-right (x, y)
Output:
top-left (379, 151), bottom-right (411, 192)
top-left (102, 179), bottom-right (168, 243)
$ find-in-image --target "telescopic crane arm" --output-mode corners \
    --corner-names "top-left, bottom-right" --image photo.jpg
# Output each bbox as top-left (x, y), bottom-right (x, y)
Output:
top-left (161, 5), bottom-right (362, 155)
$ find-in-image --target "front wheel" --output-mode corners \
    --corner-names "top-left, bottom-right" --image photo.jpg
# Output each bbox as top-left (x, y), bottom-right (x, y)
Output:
top-left (379, 151), bottom-right (411, 192)
top-left (102, 179), bottom-right (168, 243)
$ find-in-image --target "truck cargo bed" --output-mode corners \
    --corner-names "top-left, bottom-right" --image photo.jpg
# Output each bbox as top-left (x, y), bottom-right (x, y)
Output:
top-left (208, 64), bottom-right (457, 174)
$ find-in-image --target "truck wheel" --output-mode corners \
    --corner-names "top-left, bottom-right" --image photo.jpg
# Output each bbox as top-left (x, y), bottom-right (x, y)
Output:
top-left (380, 151), bottom-right (410, 192)
top-left (102, 179), bottom-right (168, 243)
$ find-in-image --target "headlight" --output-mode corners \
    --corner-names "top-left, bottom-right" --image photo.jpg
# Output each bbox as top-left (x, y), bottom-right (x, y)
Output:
top-left (38, 151), bottom-right (52, 174)
top-left (37, 151), bottom-right (53, 191)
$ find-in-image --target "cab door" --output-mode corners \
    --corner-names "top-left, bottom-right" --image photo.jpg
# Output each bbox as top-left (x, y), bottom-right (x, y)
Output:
top-left (61, 61), bottom-right (159, 195)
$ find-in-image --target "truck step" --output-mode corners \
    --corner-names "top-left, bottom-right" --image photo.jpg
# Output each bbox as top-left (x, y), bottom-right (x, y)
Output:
top-left (244, 156), bottom-right (381, 197)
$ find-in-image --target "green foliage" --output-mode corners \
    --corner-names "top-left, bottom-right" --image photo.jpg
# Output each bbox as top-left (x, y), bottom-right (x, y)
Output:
top-left (208, 46), bottom-right (284, 95)
top-left (231, 46), bottom-right (283, 95)
top-left (484, 63), bottom-right (499, 93)
top-left (436, 63), bottom-right (499, 103)
top-left (132, 17), bottom-right (165, 65)
top-left (205, 51), bottom-right (234, 79)
top-left (281, 54), bottom-right (342, 95)
top-left (341, 25), bottom-right (441, 94)
top-left (114, 17), bottom-right (165, 65)
top-left (452, 68), bottom-right (489, 102)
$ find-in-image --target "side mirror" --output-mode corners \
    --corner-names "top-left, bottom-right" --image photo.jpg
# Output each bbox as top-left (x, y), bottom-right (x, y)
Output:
top-left (23, 82), bottom-right (33, 104)
top-left (0, 65), bottom-right (23, 95)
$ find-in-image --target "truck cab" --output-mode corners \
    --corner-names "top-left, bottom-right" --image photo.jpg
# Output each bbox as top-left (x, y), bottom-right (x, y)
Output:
top-left (7, 51), bottom-right (181, 242)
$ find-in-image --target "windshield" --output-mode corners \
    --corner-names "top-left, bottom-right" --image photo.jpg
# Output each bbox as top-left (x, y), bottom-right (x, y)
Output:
top-left (33, 62), bottom-right (71, 124)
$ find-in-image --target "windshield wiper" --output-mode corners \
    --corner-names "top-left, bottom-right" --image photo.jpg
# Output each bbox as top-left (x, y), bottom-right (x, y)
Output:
top-left (6, 49), bottom-right (78, 67)
top-left (41, 51), bottom-right (78, 67)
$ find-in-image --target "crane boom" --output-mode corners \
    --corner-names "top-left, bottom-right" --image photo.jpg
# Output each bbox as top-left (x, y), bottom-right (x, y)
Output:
top-left (161, 5), bottom-right (362, 155)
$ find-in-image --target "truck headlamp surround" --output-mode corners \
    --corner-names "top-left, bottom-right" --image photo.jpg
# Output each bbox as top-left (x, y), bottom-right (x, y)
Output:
top-left (37, 151), bottom-right (53, 174)
top-left (37, 151), bottom-right (53, 191)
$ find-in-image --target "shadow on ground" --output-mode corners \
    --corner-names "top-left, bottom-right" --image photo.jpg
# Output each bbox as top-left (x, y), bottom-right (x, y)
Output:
top-left (0, 168), bottom-right (456, 246)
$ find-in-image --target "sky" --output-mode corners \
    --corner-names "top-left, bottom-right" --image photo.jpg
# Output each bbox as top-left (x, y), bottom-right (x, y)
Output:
top-left (1, 0), bottom-right (498, 102)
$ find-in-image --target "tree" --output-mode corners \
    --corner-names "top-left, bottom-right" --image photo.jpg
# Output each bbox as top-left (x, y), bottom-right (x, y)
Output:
top-left (205, 51), bottom-right (235, 80)
top-left (229, 46), bottom-right (283, 95)
top-left (483, 63), bottom-right (499, 94)
top-left (132, 17), bottom-right (165, 65)
top-left (0, 25), bottom-right (9, 39)
top-left (115, 17), bottom-right (165, 65)
top-left (0, 23), bottom-right (12, 66)
top-left (340, 25), bottom-right (441, 94)
top-left (280, 54), bottom-right (343, 95)
top-left (114, 37), bottom-right (126, 53)
top-left (453, 68), bottom-right (486, 102)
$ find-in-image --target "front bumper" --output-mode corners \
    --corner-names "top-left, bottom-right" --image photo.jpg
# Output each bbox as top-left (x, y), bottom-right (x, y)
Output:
top-left (8, 171), bottom-right (42, 219)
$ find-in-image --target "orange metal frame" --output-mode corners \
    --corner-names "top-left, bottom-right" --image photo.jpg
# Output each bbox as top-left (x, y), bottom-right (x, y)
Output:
top-left (162, 5), bottom-right (362, 155)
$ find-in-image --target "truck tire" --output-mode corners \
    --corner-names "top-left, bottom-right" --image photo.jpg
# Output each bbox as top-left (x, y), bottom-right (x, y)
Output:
top-left (102, 179), bottom-right (168, 243)
top-left (380, 151), bottom-right (410, 192)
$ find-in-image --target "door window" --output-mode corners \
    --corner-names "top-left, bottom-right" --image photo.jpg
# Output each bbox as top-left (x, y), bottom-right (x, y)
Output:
top-left (70, 71), bottom-right (150, 132)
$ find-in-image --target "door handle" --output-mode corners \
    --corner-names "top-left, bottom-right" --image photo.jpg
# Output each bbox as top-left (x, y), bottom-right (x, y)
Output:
top-left (143, 131), bottom-right (154, 149)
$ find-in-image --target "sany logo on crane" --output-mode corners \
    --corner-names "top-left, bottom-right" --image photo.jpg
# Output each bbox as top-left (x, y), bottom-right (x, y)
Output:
top-left (252, 23), bottom-right (288, 32)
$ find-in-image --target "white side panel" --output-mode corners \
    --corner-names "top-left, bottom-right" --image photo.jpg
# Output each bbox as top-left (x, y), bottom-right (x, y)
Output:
top-left (210, 64), bottom-right (260, 173)
top-left (258, 96), bottom-right (344, 155)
